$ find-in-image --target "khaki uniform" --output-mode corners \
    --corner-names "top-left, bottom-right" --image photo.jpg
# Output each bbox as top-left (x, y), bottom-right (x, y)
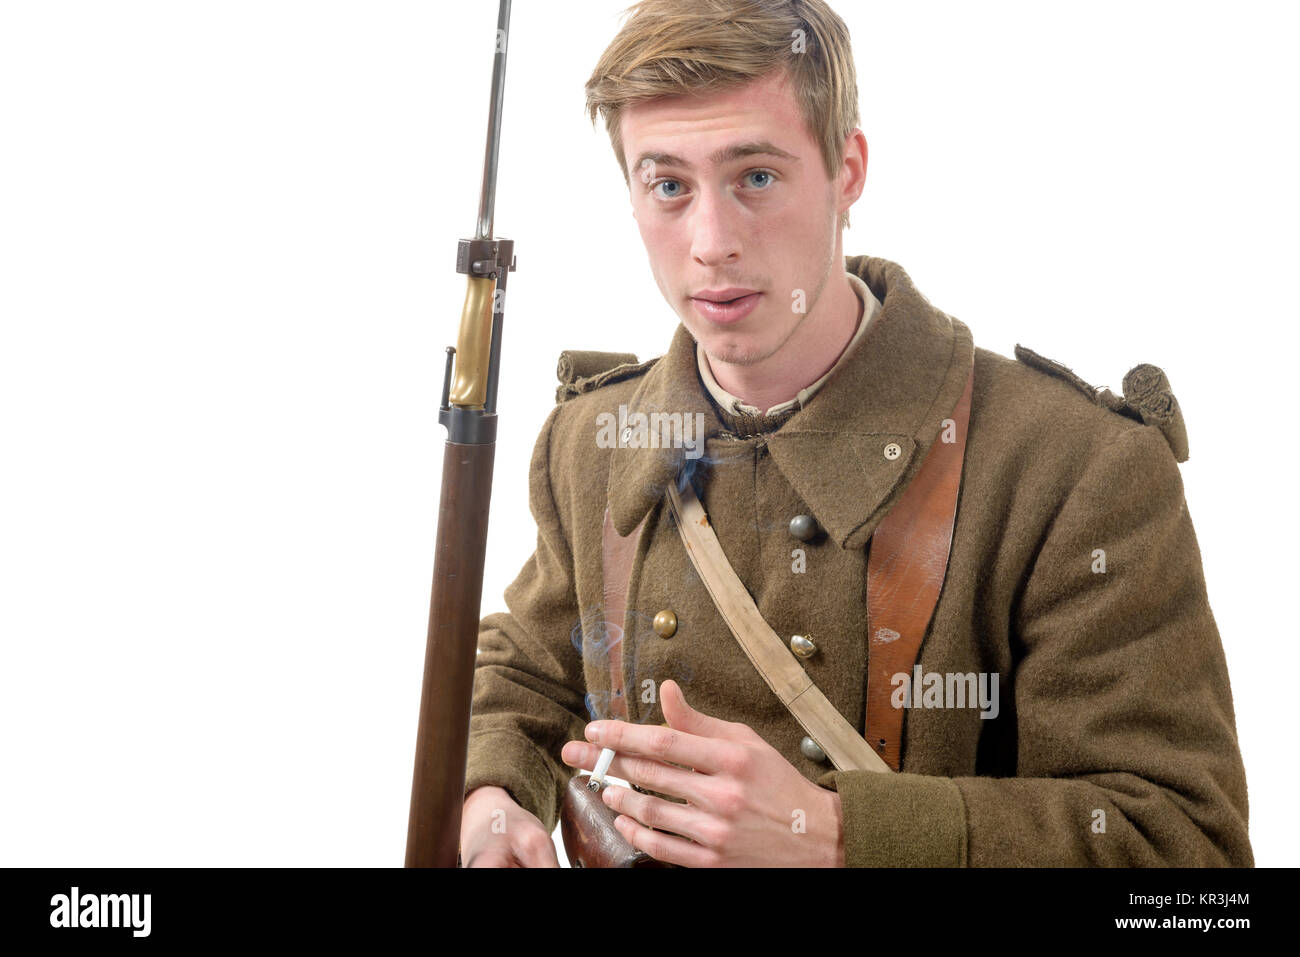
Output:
top-left (465, 255), bottom-right (1252, 867)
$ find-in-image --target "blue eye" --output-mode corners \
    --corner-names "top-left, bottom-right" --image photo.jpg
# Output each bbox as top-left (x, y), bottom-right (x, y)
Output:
top-left (652, 179), bottom-right (684, 200)
top-left (745, 170), bottom-right (775, 189)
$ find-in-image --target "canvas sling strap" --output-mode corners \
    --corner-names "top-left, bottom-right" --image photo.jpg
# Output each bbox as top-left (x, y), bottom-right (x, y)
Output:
top-left (602, 363), bottom-right (975, 773)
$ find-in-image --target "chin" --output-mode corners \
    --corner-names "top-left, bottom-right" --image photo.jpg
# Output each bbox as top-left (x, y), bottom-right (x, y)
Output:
top-left (698, 332), bottom-right (778, 368)
top-left (682, 301), bottom-right (787, 366)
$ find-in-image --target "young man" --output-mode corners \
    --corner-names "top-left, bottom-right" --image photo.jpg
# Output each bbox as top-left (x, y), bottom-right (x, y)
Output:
top-left (458, 0), bottom-right (1252, 867)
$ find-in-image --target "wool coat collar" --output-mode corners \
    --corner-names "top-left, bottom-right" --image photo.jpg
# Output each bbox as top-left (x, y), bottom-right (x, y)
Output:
top-left (607, 255), bottom-right (975, 549)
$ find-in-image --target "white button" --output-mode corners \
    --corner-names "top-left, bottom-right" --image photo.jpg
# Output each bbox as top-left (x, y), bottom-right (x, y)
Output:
top-left (883, 442), bottom-right (902, 460)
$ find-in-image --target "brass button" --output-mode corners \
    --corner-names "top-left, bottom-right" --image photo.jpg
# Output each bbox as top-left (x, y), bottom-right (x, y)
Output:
top-left (788, 514), bottom-right (818, 542)
top-left (789, 633), bottom-right (817, 659)
top-left (652, 609), bottom-right (677, 638)
top-left (800, 736), bottom-right (828, 763)
top-left (883, 442), bottom-right (902, 461)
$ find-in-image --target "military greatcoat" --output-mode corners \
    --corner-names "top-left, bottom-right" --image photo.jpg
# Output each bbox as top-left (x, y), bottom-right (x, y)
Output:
top-left (463, 255), bottom-right (1253, 867)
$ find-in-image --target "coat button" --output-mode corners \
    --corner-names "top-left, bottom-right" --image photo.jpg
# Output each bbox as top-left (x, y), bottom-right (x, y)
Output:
top-left (652, 610), bottom-right (677, 638)
top-left (800, 736), bottom-right (828, 763)
top-left (789, 633), bottom-right (817, 658)
top-left (883, 442), bottom-right (902, 460)
top-left (788, 514), bottom-right (818, 542)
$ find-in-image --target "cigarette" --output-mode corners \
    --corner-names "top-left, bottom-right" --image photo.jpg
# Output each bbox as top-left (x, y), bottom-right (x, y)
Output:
top-left (587, 747), bottom-right (616, 790)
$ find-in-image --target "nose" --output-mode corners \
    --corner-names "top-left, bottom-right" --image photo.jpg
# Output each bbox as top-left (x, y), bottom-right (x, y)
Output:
top-left (689, 185), bottom-right (742, 268)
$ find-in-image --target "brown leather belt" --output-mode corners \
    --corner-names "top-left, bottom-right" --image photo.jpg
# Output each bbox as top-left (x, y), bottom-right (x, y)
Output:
top-left (601, 507), bottom-right (642, 723)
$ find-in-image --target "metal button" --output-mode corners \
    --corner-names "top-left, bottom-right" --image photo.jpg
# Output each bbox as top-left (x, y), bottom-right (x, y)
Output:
top-left (799, 736), bottom-right (828, 763)
top-left (788, 514), bottom-right (818, 542)
top-left (652, 609), bottom-right (677, 638)
top-left (789, 633), bottom-right (817, 659)
top-left (883, 442), bottom-right (902, 461)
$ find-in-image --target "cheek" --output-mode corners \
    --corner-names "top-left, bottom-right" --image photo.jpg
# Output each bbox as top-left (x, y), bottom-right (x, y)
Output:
top-left (632, 215), bottom-right (673, 294)
top-left (751, 204), bottom-right (813, 270)
top-left (749, 191), bottom-right (815, 248)
top-left (779, 189), bottom-right (831, 239)
top-left (635, 212), bottom-right (684, 264)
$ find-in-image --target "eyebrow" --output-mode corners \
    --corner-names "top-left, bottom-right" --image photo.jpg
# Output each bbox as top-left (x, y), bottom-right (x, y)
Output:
top-left (632, 140), bottom-right (800, 173)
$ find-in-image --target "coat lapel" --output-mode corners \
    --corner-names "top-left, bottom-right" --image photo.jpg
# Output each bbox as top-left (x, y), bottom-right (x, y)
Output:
top-left (605, 323), bottom-right (718, 537)
top-left (607, 256), bottom-right (975, 549)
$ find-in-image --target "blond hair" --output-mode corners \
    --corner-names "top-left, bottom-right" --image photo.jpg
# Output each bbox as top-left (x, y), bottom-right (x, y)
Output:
top-left (585, 0), bottom-right (859, 204)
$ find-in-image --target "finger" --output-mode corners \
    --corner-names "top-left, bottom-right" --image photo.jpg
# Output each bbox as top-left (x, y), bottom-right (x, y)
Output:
top-left (464, 847), bottom-right (517, 869)
top-left (601, 783), bottom-right (712, 846)
top-left (561, 739), bottom-right (604, 771)
top-left (562, 738), bottom-right (680, 776)
top-left (514, 827), bottom-right (560, 869)
top-left (562, 741), bottom-right (701, 800)
top-left (584, 716), bottom-right (729, 774)
top-left (614, 813), bottom-right (718, 868)
top-left (659, 680), bottom-right (749, 743)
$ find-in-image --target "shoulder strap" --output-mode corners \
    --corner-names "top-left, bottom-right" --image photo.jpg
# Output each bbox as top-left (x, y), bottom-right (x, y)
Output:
top-left (666, 480), bottom-right (891, 773)
top-left (865, 364), bottom-right (975, 770)
top-left (601, 508), bottom-right (645, 722)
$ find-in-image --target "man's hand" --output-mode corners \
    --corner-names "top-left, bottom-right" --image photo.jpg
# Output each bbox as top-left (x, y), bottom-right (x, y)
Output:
top-left (561, 680), bottom-right (845, 867)
top-left (460, 785), bottom-right (559, 868)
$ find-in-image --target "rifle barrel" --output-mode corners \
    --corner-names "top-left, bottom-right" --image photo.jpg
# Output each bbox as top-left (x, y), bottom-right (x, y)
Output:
top-left (476, 0), bottom-right (511, 240)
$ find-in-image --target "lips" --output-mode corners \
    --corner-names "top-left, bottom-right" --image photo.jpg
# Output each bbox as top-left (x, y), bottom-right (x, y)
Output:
top-left (694, 287), bottom-right (759, 302)
top-left (691, 289), bottom-right (763, 325)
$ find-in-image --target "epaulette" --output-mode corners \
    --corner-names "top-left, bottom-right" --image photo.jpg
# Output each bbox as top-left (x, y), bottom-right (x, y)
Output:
top-left (555, 350), bottom-right (658, 405)
top-left (1014, 344), bottom-right (1189, 462)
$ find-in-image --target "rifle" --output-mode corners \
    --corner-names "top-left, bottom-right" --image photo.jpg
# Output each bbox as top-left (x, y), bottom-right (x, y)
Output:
top-left (405, 0), bottom-right (516, 868)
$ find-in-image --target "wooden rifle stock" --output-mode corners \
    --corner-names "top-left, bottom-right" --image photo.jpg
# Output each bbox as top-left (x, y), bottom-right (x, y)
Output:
top-left (405, 0), bottom-right (515, 867)
top-left (560, 778), bottom-right (673, 868)
top-left (405, 440), bottom-right (496, 866)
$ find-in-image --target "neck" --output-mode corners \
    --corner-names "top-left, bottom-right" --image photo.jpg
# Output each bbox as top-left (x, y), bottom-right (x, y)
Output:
top-left (705, 267), bottom-right (862, 412)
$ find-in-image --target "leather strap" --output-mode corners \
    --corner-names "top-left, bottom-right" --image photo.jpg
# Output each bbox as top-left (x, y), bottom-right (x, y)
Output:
top-left (666, 479), bottom-right (890, 773)
top-left (865, 365), bottom-right (975, 769)
top-left (601, 507), bottom-right (646, 722)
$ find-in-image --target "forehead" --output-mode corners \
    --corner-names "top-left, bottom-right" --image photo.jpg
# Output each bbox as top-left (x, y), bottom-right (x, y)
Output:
top-left (619, 69), bottom-right (813, 168)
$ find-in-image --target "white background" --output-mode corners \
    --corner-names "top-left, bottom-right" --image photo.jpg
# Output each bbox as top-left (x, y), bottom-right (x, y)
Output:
top-left (1, 0), bottom-right (1295, 866)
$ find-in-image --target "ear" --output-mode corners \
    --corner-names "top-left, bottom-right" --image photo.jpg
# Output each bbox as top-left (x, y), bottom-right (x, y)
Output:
top-left (837, 128), bottom-right (868, 217)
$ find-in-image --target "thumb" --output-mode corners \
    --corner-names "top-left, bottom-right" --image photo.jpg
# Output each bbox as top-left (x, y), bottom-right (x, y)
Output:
top-left (659, 679), bottom-right (744, 740)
